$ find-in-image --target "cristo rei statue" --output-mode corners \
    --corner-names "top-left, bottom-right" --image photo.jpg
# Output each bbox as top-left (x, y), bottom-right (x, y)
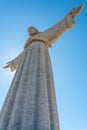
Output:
top-left (0, 3), bottom-right (84, 130)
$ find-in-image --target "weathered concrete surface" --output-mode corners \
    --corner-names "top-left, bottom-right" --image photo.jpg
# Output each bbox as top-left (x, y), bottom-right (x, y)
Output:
top-left (0, 41), bottom-right (60, 130)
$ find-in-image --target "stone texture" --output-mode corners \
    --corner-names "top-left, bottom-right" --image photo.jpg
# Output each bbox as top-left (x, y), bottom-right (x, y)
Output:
top-left (0, 41), bottom-right (60, 130)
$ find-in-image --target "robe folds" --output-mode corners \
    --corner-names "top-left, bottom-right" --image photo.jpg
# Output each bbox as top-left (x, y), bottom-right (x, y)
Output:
top-left (0, 41), bottom-right (60, 130)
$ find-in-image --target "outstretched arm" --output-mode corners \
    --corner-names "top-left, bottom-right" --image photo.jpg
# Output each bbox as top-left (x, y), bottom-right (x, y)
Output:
top-left (29, 3), bottom-right (84, 48)
top-left (24, 3), bottom-right (84, 49)
top-left (44, 3), bottom-right (84, 46)
top-left (4, 51), bottom-right (24, 72)
top-left (25, 3), bottom-right (84, 48)
top-left (70, 3), bottom-right (84, 17)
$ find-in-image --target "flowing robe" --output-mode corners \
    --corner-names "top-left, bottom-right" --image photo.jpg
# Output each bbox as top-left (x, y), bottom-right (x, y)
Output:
top-left (0, 13), bottom-right (75, 130)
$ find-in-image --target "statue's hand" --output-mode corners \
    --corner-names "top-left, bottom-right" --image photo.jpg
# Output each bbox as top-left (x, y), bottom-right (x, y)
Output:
top-left (4, 62), bottom-right (12, 68)
top-left (4, 61), bottom-right (16, 72)
top-left (70, 3), bottom-right (84, 17)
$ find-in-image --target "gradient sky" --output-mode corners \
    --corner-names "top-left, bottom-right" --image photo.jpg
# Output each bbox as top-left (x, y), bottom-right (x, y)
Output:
top-left (0, 0), bottom-right (87, 130)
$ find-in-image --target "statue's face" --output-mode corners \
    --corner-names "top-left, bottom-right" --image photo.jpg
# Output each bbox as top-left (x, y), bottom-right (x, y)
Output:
top-left (28, 27), bottom-right (39, 36)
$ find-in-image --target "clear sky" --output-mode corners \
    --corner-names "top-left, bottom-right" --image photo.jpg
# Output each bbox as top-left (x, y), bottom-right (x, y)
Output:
top-left (0, 0), bottom-right (87, 130)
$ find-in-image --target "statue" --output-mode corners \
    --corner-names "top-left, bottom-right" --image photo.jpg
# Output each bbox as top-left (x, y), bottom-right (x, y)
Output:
top-left (4, 3), bottom-right (84, 72)
top-left (0, 3), bottom-right (84, 130)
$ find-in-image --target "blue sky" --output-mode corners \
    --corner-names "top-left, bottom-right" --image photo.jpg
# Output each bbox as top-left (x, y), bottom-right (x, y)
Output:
top-left (0, 0), bottom-right (87, 130)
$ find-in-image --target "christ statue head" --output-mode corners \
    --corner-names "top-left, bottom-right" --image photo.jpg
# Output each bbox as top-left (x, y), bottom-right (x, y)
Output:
top-left (28, 26), bottom-right (40, 36)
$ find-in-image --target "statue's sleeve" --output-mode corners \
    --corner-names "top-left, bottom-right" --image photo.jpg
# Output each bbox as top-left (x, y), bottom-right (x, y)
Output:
top-left (4, 51), bottom-right (24, 72)
top-left (44, 13), bottom-right (75, 45)
top-left (43, 13), bottom-right (76, 47)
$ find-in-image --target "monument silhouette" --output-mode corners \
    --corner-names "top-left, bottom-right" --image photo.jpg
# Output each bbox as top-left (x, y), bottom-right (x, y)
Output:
top-left (0, 3), bottom-right (84, 130)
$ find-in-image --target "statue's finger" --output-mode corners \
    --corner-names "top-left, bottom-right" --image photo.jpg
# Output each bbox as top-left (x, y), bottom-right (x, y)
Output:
top-left (6, 61), bottom-right (11, 64)
top-left (79, 3), bottom-right (84, 11)
top-left (75, 3), bottom-right (84, 16)
top-left (3, 65), bottom-right (9, 68)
